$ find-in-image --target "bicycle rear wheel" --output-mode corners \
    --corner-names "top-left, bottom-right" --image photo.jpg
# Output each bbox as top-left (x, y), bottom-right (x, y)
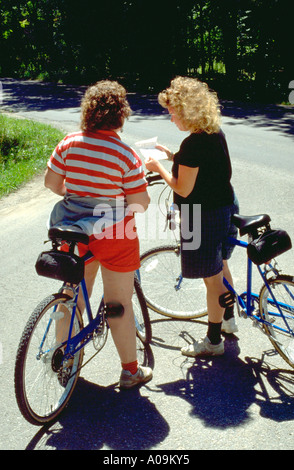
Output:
top-left (259, 275), bottom-right (294, 368)
top-left (139, 245), bottom-right (207, 319)
top-left (133, 276), bottom-right (152, 344)
top-left (14, 293), bottom-right (84, 425)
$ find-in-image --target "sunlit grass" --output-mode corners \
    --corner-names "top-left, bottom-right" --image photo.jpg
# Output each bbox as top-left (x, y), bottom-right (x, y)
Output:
top-left (0, 114), bottom-right (64, 197)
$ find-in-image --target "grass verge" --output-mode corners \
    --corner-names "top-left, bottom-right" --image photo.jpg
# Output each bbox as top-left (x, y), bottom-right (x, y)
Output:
top-left (0, 113), bottom-right (64, 198)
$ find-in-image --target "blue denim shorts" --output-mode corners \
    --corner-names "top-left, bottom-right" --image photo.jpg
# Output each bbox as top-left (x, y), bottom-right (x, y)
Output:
top-left (180, 197), bottom-right (239, 279)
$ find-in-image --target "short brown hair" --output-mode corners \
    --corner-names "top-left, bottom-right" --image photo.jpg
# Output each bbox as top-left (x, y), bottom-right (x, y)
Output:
top-left (80, 80), bottom-right (131, 132)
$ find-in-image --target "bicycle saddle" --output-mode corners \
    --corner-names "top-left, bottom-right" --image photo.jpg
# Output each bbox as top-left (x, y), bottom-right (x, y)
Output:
top-left (48, 226), bottom-right (90, 245)
top-left (232, 213), bottom-right (271, 236)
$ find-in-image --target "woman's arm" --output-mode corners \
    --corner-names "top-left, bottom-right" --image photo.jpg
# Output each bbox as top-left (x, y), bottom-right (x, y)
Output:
top-left (156, 144), bottom-right (174, 161)
top-left (44, 167), bottom-right (66, 196)
top-left (145, 158), bottom-right (198, 198)
top-left (126, 190), bottom-right (150, 213)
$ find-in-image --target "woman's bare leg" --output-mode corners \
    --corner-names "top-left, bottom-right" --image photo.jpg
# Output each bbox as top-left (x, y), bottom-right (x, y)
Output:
top-left (55, 260), bottom-right (100, 344)
top-left (101, 266), bottom-right (137, 364)
top-left (203, 270), bottom-right (226, 324)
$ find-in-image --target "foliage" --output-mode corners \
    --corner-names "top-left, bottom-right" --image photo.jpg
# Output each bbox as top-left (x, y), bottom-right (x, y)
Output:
top-left (0, 114), bottom-right (64, 196)
top-left (0, 0), bottom-right (293, 102)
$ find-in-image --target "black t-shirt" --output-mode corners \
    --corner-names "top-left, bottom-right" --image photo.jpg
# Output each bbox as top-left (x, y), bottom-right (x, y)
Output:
top-left (172, 130), bottom-right (234, 210)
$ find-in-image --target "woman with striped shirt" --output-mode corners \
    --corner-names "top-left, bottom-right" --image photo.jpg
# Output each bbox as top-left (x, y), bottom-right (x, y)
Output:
top-left (45, 80), bottom-right (152, 389)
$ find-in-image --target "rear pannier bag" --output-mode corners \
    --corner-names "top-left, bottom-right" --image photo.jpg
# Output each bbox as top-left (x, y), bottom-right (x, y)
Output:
top-left (247, 229), bottom-right (292, 265)
top-left (35, 250), bottom-right (84, 284)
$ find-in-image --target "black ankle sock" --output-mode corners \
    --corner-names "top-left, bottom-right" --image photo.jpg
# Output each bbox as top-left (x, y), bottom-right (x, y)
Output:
top-left (223, 305), bottom-right (234, 321)
top-left (207, 321), bottom-right (222, 345)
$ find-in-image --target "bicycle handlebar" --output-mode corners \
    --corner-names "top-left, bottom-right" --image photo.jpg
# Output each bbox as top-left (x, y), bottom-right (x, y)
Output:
top-left (145, 172), bottom-right (164, 186)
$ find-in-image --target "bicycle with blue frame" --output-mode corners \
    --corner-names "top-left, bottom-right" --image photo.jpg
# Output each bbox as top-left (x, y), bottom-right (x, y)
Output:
top-left (14, 225), bottom-right (151, 425)
top-left (139, 173), bottom-right (294, 368)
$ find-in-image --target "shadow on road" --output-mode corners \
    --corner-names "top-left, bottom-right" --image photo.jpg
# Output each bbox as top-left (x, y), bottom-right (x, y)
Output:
top-left (157, 335), bottom-right (294, 430)
top-left (221, 100), bottom-right (294, 137)
top-left (26, 378), bottom-right (169, 451)
top-left (1, 78), bottom-right (293, 136)
top-left (25, 342), bottom-right (170, 451)
top-left (0, 78), bottom-right (85, 111)
top-left (0, 78), bottom-right (165, 116)
top-left (25, 333), bottom-right (294, 450)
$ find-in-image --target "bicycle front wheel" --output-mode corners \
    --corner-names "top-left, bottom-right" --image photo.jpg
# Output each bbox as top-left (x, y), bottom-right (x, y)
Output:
top-left (14, 293), bottom-right (84, 425)
top-left (139, 245), bottom-right (207, 319)
top-left (259, 275), bottom-right (294, 368)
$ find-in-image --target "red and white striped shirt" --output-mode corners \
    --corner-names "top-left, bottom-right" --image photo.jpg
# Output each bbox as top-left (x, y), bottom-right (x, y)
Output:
top-left (48, 129), bottom-right (147, 199)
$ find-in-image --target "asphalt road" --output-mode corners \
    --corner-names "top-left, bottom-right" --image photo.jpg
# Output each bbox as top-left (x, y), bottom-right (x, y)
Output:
top-left (1, 78), bottom-right (294, 452)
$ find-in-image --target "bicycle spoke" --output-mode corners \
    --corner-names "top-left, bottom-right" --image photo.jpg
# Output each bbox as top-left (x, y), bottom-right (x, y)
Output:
top-left (15, 294), bottom-right (84, 425)
top-left (140, 246), bottom-right (207, 319)
top-left (260, 276), bottom-right (294, 368)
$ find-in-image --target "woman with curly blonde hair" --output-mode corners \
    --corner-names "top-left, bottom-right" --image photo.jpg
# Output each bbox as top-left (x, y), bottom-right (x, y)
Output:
top-left (158, 76), bottom-right (221, 135)
top-left (45, 80), bottom-right (152, 388)
top-left (145, 76), bottom-right (239, 357)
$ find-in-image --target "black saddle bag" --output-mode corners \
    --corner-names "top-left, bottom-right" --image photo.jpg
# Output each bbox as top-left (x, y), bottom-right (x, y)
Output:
top-left (35, 250), bottom-right (84, 284)
top-left (247, 229), bottom-right (292, 265)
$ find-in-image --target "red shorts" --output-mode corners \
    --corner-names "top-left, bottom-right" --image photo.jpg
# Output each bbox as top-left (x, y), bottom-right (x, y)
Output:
top-left (77, 215), bottom-right (140, 273)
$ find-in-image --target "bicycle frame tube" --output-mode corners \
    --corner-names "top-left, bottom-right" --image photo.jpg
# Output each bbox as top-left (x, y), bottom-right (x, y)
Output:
top-left (227, 237), bottom-right (294, 335)
top-left (38, 249), bottom-right (107, 362)
top-left (257, 267), bottom-right (294, 335)
top-left (61, 277), bottom-right (105, 356)
top-left (227, 236), bottom-right (247, 249)
top-left (225, 237), bottom-right (258, 317)
top-left (135, 268), bottom-right (141, 283)
top-left (175, 274), bottom-right (183, 291)
top-left (80, 279), bottom-right (93, 323)
top-left (38, 317), bottom-right (53, 358)
top-left (223, 276), bottom-right (245, 310)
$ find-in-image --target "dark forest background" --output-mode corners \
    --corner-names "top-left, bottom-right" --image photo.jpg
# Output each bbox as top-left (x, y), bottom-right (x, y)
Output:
top-left (1, 0), bottom-right (293, 102)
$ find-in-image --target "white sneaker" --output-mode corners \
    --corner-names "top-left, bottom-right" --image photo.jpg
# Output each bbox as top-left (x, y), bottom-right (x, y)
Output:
top-left (181, 336), bottom-right (224, 357)
top-left (119, 365), bottom-right (153, 389)
top-left (222, 317), bottom-right (238, 334)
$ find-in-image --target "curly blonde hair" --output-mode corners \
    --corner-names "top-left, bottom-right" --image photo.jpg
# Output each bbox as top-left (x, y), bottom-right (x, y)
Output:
top-left (158, 76), bottom-right (221, 134)
top-left (80, 80), bottom-right (131, 132)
